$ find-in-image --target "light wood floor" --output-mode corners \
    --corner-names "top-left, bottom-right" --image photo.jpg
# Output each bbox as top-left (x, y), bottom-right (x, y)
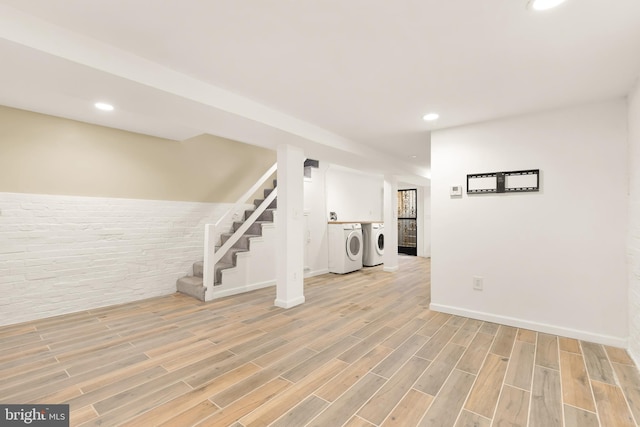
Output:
top-left (1, 257), bottom-right (639, 426)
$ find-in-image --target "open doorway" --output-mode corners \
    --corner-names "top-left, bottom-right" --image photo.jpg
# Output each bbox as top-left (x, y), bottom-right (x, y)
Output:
top-left (398, 189), bottom-right (417, 256)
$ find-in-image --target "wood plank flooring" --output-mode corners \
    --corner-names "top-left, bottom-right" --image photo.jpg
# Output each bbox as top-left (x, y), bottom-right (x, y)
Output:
top-left (1, 256), bottom-right (639, 426)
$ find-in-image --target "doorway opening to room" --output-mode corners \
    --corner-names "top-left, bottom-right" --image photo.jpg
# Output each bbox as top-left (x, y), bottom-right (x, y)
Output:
top-left (398, 189), bottom-right (417, 256)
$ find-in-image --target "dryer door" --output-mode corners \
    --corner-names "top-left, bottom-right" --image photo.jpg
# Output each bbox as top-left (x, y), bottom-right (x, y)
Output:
top-left (346, 231), bottom-right (362, 261)
top-left (375, 230), bottom-right (384, 256)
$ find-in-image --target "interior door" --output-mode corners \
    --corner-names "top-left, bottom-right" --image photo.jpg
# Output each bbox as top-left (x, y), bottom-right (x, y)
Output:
top-left (398, 189), bottom-right (417, 256)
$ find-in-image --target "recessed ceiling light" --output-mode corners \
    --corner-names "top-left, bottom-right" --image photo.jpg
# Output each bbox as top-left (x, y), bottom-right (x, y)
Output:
top-left (94, 102), bottom-right (114, 111)
top-left (422, 113), bottom-right (439, 121)
top-left (528, 0), bottom-right (567, 11)
top-left (410, 155), bottom-right (417, 159)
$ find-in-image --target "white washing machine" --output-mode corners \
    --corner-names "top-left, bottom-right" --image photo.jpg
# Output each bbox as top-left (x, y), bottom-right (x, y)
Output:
top-left (362, 223), bottom-right (384, 266)
top-left (328, 223), bottom-right (363, 274)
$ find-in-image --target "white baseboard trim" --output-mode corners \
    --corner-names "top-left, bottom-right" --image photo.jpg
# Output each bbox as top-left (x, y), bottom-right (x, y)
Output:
top-left (305, 268), bottom-right (329, 278)
top-left (430, 303), bottom-right (628, 348)
top-left (274, 296), bottom-right (306, 309)
top-left (246, 280), bottom-right (276, 292)
top-left (208, 280), bottom-right (275, 301)
top-left (383, 265), bottom-right (399, 272)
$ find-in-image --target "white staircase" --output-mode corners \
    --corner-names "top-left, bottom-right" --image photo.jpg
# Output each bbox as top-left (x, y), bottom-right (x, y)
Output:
top-left (176, 164), bottom-right (278, 301)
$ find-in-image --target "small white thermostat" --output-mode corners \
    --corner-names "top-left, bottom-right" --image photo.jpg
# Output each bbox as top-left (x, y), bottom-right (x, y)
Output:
top-left (450, 185), bottom-right (463, 196)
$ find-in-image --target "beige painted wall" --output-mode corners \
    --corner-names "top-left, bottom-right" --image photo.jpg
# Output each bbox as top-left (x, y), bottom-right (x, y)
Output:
top-left (0, 106), bottom-right (276, 203)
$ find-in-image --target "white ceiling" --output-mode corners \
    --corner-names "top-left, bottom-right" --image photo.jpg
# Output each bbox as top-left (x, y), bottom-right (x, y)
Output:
top-left (1, 0), bottom-right (640, 182)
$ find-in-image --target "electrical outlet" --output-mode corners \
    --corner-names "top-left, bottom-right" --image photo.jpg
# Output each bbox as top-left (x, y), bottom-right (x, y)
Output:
top-left (473, 276), bottom-right (483, 291)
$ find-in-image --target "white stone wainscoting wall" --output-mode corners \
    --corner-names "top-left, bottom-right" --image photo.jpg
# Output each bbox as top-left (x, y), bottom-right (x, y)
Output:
top-left (0, 192), bottom-right (249, 326)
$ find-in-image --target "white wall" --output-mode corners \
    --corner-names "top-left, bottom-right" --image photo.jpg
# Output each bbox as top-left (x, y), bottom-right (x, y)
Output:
top-left (628, 79), bottom-right (640, 363)
top-left (326, 165), bottom-right (383, 222)
top-left (431, 99), bottom-right (629, 346)
top-left (304, 163), bottom-right (329, 277)
top-left (422, 186), bottom-right (431, 258)
top-left (0, 192), bottom-right (245, 326)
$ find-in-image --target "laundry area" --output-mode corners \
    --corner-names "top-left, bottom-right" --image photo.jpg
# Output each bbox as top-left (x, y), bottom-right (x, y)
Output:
top-left (327, 221), bottom-right (384, 274)
top-left (303, 162), bottom-right (430, 278)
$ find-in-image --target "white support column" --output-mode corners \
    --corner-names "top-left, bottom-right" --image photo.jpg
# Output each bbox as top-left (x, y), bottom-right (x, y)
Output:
top-left (415, 185), bottom-right (431, 258)
top-left (422, 186), bottom-right (432, 258)
top-left (275, 144), bottom-right (306, 309)
top-left (383, 175), bottom-right (399, 272)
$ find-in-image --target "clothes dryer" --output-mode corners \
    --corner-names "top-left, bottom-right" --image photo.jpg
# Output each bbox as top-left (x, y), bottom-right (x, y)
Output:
top-left (362, 223), bottom-right (384, 266)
